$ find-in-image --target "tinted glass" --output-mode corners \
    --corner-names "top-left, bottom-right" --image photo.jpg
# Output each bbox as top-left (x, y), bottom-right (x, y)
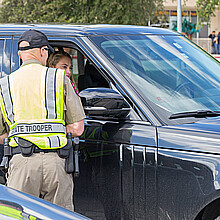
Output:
top-left (0, 38), bottom-right (11, 77)
top-left (90, 35), bottom-right (220, 122)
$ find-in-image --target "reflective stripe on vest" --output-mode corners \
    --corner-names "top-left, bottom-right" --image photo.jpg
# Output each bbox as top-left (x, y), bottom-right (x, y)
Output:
top-left (0, 65), bottom-right (67, 149)
top-left (45, 68), bottom-right (57, 119)
top-left (48, 136), bottom-right (60, 148)
top-left (0, 76), bottom-right (14, 126)
top-left (8, 122), bottom-right (66, 137)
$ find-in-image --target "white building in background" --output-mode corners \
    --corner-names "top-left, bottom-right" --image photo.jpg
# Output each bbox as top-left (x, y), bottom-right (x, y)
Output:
top-left (163, 0), bottom-right (220, 38)
top-left (157, 0), bottom-right (220, 53)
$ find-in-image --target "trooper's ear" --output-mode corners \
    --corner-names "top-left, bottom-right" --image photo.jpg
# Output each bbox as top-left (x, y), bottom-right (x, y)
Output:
top-left (40, 47), bottom-right (44, 57)
top-left (40, 47), bottom-right (49, 59)
top-left (17, 51), bottom-right (23, 66)
top-left (18, 51), bottom-right (21, 59)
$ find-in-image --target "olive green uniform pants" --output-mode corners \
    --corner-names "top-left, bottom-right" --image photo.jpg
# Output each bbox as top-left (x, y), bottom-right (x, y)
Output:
top-left (6, 152), bottom-right (74, 211)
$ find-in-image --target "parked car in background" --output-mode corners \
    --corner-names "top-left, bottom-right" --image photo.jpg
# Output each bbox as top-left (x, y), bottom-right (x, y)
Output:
top-left (0, 184), bottom-right (91, 220)
top-left (0, 24), bottom-right (220, 220)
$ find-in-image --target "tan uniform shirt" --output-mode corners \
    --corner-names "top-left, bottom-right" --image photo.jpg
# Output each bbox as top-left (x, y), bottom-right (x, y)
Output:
top-left (0, 59), bottom-right (85, 135)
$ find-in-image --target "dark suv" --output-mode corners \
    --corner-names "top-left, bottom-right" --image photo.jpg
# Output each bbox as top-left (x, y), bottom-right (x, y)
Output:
top-left (1, 24), bottom-right (220, 220)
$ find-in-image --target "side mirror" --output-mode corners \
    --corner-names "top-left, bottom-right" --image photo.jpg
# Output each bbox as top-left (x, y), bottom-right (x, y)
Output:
top-left (79, 88), bottom-right (131, 119)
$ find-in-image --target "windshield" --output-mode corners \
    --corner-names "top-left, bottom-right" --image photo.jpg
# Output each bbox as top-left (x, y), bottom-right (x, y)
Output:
top-left (90, 35), bottom-right (220, 123)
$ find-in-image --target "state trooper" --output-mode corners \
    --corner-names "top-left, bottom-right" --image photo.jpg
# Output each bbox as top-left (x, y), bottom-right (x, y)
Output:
top-left (0, 29), bottom-right (85, 211)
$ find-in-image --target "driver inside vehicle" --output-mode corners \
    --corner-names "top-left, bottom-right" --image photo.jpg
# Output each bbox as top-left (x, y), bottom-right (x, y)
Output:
top-left (47, 50), bottom-right (77, 89)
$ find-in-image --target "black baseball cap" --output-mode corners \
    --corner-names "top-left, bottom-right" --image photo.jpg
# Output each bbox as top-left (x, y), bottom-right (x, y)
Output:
top-left (18, 29), bottom-right (54, 52)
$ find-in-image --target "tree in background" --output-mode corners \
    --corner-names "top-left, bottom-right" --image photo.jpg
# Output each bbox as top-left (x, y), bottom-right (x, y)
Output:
top-left (0, 0), bottom-right (165, 26)
top-left (196, 0), bottom-right (220, 25)
top-left (172, 18), bottom-right (199, 40)
top-left (0, 0), bottom-right (78, 23)
top-left (0, 0), bottom-right (25, 23)
top-left (80, 0), bottom-right (163, 25)
top-left (182, 18), bottom-right (199, 40)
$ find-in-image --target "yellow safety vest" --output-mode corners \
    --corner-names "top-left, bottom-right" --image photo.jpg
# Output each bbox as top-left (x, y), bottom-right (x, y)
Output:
top-left (0, 63), bottom-right (67, 149)
top-left (0, 203), bottom-right (37, 220)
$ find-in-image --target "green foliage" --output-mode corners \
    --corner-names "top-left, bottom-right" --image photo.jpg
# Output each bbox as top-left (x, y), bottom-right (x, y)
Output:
top-left (182, 19), bottom-right (199, 35)
top-left (0, 0), bottom-right (165, 26)
top-left (172, 18), bottom-right (199, 39)
top-left (0, 0), bottom-right (78, 23)
top-left (196, 0), bottom-right (220, 25)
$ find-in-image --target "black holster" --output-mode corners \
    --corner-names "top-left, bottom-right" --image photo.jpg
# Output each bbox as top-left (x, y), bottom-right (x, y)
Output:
top-left (0, 138), bottom-right (11, 172)
top-left (58, 133), bottom-right (74, 174)
top-left (16, 137), bottom-right (34, 157)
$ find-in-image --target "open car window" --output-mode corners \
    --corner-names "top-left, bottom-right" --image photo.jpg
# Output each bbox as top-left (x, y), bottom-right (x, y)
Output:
top-left (47, 43), bottom-right (141, 121)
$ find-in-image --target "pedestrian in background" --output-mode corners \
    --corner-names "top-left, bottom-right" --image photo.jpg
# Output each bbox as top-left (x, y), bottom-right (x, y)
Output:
top-left (0, 29), bottom-right (85, 211)
top-left (216, 32), bottom-right (220, 54)
top-left (209, 30), bottom-right (217, 54)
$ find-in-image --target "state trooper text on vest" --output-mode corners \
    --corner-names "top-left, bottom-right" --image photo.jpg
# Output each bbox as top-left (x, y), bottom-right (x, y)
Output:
top-left (9, 123), bottom-right (66, 137)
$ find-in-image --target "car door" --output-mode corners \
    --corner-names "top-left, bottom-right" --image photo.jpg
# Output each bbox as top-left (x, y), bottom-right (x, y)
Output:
top-left (75, 96), bottom-right (158, 220)
top-left (75, 119), bottom-right (158, 220)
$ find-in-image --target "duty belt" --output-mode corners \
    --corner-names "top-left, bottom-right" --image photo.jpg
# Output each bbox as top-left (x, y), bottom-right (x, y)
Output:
top-left (11, 146), bottom-right (57, 155)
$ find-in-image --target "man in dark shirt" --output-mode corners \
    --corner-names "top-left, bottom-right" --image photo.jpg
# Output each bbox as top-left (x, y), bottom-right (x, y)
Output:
top-left (209, 31), bottom-right (217, 54)
top-left (216, 32), bottom-right (220, 54)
